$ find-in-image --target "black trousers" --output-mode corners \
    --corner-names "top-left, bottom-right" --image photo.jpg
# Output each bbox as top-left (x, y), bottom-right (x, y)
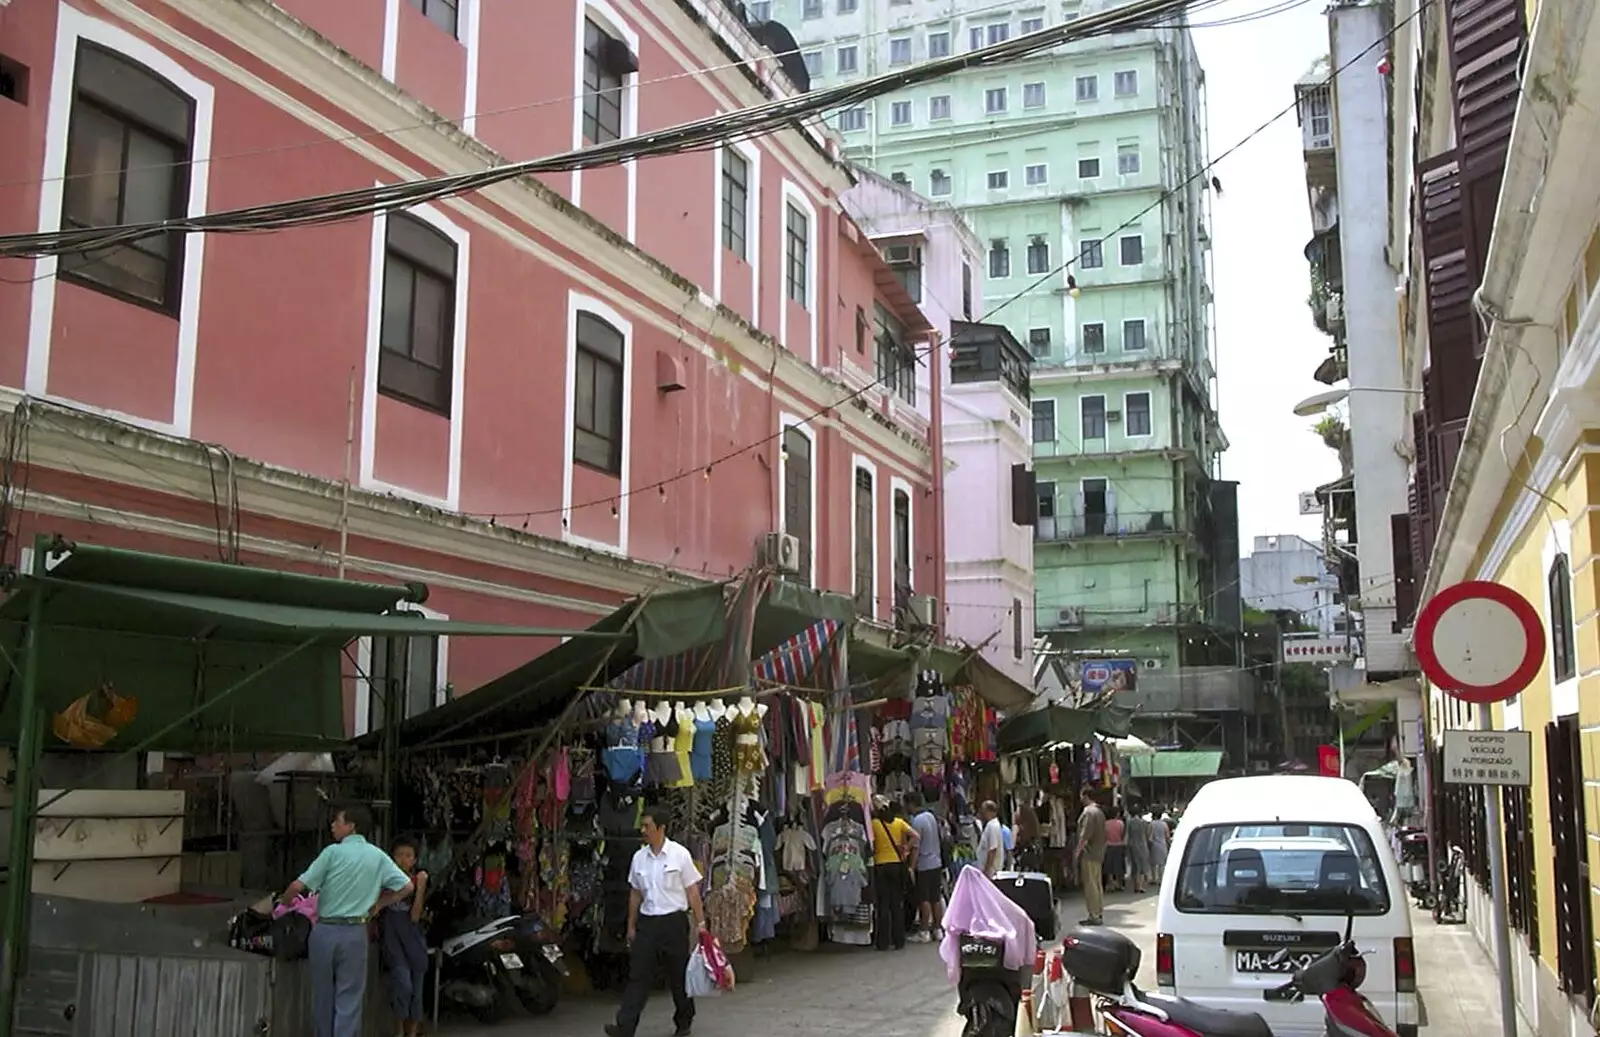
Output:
top-left (874, 865), bottom-right (907, 950)
top-left (615, 911), bottom-right (694, 1036)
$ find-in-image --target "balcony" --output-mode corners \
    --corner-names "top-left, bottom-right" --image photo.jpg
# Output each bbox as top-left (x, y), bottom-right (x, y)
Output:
top-left (1295, 70), bottom-right (1336, 190)
top-left (1036, 509), bottom-right (1184, 543)
top-left (950, 320), bottom-right (1031, 401)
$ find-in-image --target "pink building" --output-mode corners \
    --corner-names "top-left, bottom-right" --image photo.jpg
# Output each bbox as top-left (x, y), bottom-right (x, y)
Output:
top-left (0, 0), bottom-right (941, 726)
top-left (845, 171), bottom-right (1036, 688)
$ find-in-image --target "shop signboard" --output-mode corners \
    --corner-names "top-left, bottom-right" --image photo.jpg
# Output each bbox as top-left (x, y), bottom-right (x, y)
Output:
top-left (1080, 658), bottom-right (1138, 695)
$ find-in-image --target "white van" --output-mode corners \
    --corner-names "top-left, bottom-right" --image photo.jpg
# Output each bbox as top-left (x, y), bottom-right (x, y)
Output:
top-left (1154, 776), bottom-right (1418, 1037)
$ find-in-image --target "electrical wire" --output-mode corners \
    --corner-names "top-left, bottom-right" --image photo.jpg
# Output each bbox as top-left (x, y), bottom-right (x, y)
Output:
top-left (7, 0), bottom-right (1429, 532)
top-left (0, 0), bottom-right (1203, 260)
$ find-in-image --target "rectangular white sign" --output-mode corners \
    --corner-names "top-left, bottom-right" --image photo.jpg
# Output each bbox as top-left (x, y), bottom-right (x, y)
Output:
top-left (1442, 729), bottom-right (1533, 786)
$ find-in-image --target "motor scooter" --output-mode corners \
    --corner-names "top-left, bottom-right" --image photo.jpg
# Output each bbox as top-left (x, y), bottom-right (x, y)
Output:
top-left (1057, 907), bottom-right (1398, 1037)
top-left (1393, 827), bottom-right (1431, 907)
top-left (435, 913), bottom-right (568, 1023)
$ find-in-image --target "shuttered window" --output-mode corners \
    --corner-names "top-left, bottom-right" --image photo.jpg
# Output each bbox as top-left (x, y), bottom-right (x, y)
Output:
top-left (1546, 717), bottom-right (1595, 1002)
top-left (1502, 784), bottom-right (1538, 947)
top-left (853, 468), bottom-right (874, 616)
top-left (781, 427), bottom-right (813, 585)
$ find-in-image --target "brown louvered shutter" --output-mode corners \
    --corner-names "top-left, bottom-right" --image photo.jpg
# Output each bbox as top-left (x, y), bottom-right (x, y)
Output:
top-left (1390, 513), bottom-right (1416, 629)
top-left (782, 427), bottom-right (813, 586)
top-left (1546, 718), bottom-right (1596, 1002)
top-left (1418, 156), bottom-right (1482, 422)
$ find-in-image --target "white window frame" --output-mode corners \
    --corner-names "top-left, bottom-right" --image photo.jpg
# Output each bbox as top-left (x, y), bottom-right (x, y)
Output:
top-left (562, 291), bottom-right (635, 551)
top-left (362, 198), bottom-right (471, 510)
top-left (1122, 317), bottom-right (1148, 351)
top-left (839, 106), bottom-right (867, 131)
top-left (570, 2), bottom-right (639, 240)
top-left (891, 100), bottom-right (912, 126)
top-left (28, 4), bottom-right (216, 439)
top-left (837, 44), bottom-right (859, 74)
top-left (1542, 521), bottom-right (1579, 719)
top-left (890, 475), bottom-right (916, 596)
top-left (1081, 321), bottom-right (1106, 354)
top-left (1031, 398), bottom-right (1057, 443)
top-left (1026, 236), bottom-right (1050, 274)
top-left (1023, 82), bottom-right (1046, 109)
top-left (1020, 16), bottom-right (1045, 33)
top-left (1119, 234), bottom-right (1144, 266)
top-left (353, 603), bottom-right (450, 737)
top-left (930, 94), bottom-right (952, 120)
top-left (889, 36), bottom-right (913, 64)
top-left (930, 168), bottom-right (952, 196)
top-left (1080, 394), bottom-right (1107, 439)
top-left (1025, 163), bottom-right (1048, 186)
top-left (851, 455), bottom-right (881, 620)
top-left (779, 180), bottom-right (819, 363)
top-left (1118, 143), bottom-right (1141, 175)
top-left (984, 86), bottom-right (1008, 114)
top-left (801, 50), bottom-right (823, 77)
top-left (1078, 156), bottom-right (1101, 179)
top-left (1122, 390), bottom-right (1153, 438)
top-left (987, 170), bottom-right (1010, 191)
top-left (1076, 75), bottom-right (1098, 102)
top-left (778, 412), bottom-right (819, 587)
top-left (928, 30), bottom-right (951, 58)
top-left (1079, 238), bottom-right (1103, 268)
top-left (1114, 69), bottom-right (1139, 97)
top-left (712, 135), bottom-right (761, 316)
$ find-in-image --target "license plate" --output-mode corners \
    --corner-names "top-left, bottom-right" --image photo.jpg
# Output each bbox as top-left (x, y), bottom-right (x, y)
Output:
top-left (499, 952), bottom-right (524, 970)
top-left (540, 945), bottom-right (562, 962)
top-left (1235, 950), bottom-right (1316, 974)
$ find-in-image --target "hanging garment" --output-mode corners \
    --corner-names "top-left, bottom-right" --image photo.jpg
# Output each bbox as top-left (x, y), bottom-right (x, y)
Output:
top-left (690, 718), bottom-right (715, 782)
top-left (670, 717), bottom-right (696, 788)
top-left (733, 709), bottom-right (766, 774)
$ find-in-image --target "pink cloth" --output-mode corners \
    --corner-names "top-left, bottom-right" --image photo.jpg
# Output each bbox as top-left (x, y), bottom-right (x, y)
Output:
top-left (938, 866), bottom-right (1037, 983)
top-left (272, 893), bottom-right (318, 922)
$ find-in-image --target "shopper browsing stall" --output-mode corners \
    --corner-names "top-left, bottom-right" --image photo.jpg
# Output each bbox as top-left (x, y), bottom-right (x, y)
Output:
top-left (869, 795), bottom-right (918, 951)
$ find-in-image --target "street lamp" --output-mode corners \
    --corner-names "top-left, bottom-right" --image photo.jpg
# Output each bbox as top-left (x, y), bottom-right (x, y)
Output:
top-left (1291, 386), bottom-right (1423, 417)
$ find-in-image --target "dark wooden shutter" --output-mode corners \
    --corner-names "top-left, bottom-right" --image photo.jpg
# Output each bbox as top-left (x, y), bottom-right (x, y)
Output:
top-left (1390, 513), bottom-right (1416, 629)
top-left (1011, 464), bottom-right (1038, 526)
top-left (1502, 784), bottom-right (1539, 947)
top-left (1418, 155), bottom-right (1480, 423)
top-left (853, 468), bottom-right (874, 615)
top-left (1547, 718), bottom-right (1596, 1001)
top-left (782, 427), bottom-right (812, 586)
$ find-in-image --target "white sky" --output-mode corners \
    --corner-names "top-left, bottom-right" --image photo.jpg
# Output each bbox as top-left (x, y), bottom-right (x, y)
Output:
top-left (1192, 4), bottom-right (1343, 547)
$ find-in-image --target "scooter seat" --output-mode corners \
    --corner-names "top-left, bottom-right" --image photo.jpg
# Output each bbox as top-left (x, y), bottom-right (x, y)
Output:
top-left (1143, 994), bottom-right (1274, 1037)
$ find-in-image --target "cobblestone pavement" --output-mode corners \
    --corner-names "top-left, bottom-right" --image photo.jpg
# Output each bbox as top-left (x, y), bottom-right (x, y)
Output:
top-left (433, 889), bottom-right (1511, 1035)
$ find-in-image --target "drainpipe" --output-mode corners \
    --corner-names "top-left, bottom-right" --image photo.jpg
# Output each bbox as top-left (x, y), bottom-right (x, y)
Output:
top-left (929, 331), bottom-right (947, 640)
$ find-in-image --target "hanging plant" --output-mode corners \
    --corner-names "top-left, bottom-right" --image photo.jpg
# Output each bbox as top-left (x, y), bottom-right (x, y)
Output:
top-left (1312, 414), bottom-right (1353, 475)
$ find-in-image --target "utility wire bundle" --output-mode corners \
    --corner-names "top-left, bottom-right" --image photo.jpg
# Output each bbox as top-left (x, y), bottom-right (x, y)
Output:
top-left (0, 0), bottom-right (1201, 260)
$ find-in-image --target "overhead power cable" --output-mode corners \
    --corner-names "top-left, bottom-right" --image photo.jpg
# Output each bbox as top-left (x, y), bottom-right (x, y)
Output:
top-left (0, 0), bottom-right (1199, 260)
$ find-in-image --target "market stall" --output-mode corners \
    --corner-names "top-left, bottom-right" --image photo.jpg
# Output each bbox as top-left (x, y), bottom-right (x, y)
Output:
top-left (0, 536), bottom-right (613, 1037)
top-left (373, 572), bottom-right (1037, 976)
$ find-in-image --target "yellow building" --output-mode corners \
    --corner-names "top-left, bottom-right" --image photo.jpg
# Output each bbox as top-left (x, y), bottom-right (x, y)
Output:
top-left (1417, 0), bottom-right (1600, 1019)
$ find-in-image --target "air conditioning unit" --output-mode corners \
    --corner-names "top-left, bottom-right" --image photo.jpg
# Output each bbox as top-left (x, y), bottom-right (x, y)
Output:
top-left (908, 594), bottom-right (938, 626)
top-left (1106, 410), bottom-right (1122, 422)
top-left (1057, 606), bottom-right (1084, 627)
top-left (755, 532), bottom-right (801, 575)
top-left (1142, 658), bottom-right (1163, 670)
top-left (883, 243), bottom-right (921, 264)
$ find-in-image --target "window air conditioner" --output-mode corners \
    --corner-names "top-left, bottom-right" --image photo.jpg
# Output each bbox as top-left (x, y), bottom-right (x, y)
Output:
top-left (1057, 606), bottom-right (1084, 627)
top-left (755, 532), bottom-right (801, 575)
top-left (908, 594), bottom-right (938, 626)
top-left (1106, 410), bottom-right (1122, 422)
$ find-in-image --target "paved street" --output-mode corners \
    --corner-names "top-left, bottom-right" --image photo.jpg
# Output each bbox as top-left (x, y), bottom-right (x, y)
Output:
top-left (437, 890), bottom-right (1513, 1036)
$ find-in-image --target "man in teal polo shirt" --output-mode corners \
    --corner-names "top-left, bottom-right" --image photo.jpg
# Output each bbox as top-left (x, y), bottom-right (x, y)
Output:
top-left (282, 803), bottom-right (414, 1037)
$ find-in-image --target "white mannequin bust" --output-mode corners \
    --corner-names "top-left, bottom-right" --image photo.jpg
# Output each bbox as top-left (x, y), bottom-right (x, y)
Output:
top-left (693, 702), bottom-right (712, 722)
top-left (737, 695), bottom-right (756, 716)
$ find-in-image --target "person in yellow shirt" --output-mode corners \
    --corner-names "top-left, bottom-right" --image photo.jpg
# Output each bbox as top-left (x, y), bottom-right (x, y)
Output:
top-left (870, 795), bottom-right (919, 951)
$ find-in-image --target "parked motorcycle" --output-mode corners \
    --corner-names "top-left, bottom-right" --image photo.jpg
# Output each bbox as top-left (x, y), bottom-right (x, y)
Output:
top-left (1058, 906), bottom-right (1399, 1037)
top-left (435, 913), bottom-right (568, 1023)
top-left (1393, 827), bottom-right (1431, 907)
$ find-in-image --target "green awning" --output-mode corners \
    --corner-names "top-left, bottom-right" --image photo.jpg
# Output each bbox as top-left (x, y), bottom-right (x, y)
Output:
top-left (997, 702), bottom-right (1131, 753)
top-left (1129, 751), bottom-right (1225, 779)
top-left (0, 539), bottom-right (600, 753)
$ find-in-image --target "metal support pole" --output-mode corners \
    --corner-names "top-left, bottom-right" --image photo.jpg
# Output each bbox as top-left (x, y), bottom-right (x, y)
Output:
top-left (1478, 703), bottom-right (1518, 1037)
top-left (1, 537), bottom-right (49, 1037)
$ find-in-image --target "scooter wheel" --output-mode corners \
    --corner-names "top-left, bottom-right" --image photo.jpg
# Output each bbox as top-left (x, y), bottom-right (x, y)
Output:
top-left (473, 1002), bottom-right (506, 1024)
top-left (518, 989), bottom-right (559, 1016)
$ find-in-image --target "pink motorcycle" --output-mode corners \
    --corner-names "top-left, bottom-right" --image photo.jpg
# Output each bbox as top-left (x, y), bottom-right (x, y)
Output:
top-left (1059, 910), bottom-right (1398, 1037)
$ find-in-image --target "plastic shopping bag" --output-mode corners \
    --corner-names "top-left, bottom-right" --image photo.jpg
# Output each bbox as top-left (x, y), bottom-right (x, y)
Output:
top-left (685, 947), bottom-right (720, 999)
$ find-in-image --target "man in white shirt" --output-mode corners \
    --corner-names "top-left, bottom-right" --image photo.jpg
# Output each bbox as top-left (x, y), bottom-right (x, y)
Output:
top-left (607, 808), bottom-right (708, 1037)
top-left (978, 800), bottom-right (1006, 877)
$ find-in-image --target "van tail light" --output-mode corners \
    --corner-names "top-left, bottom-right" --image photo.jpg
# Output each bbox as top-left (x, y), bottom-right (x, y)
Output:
top-left (490, 937), bottom-right (516, 953)
top-left (1393, 937), bottom-right (1416, 993)
top-left (1156, 933), bottom-right (1175, 987)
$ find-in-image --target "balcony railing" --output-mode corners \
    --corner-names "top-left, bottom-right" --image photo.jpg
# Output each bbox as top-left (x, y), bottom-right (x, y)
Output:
top-left (1036, 510), bottom-right (1181, 542)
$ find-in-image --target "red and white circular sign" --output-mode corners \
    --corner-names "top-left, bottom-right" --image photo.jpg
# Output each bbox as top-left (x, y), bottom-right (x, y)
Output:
top-left (1413, 581), bottom-right (1545, 704)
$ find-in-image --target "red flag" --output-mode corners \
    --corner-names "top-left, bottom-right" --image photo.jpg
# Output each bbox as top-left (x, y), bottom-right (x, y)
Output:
top-left (1317, 744), bottom-right (1341, 777)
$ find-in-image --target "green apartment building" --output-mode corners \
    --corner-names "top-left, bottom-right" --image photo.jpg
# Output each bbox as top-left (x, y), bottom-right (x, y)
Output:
top-left (761, 0), bottom-right (1244, 745)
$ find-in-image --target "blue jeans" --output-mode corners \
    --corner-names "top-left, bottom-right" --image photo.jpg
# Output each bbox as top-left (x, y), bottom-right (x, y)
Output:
top-left (309, 922), bottom-right (370, 1037)
top-left (378, 910), bottom-right (429, 1022)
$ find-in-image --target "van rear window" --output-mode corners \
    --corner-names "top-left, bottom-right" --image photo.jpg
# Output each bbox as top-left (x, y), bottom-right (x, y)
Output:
top-left (1172, 822), bottom-right (1390, 916)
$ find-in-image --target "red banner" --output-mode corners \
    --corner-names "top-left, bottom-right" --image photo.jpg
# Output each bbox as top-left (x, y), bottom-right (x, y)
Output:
top-left (1317, 744), bottom-right (1341, 777)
